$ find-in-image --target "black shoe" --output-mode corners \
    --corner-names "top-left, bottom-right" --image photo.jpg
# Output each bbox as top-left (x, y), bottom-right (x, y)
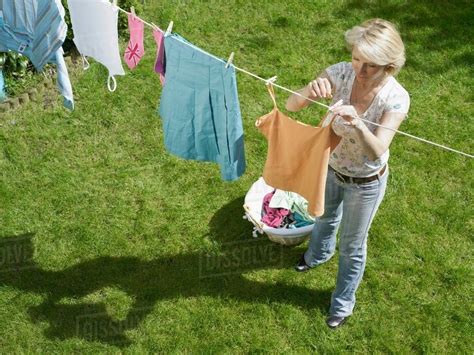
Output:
top-left (326, 316), bottom-right (347, 329)
top-left (294, 254), bottom-right (311, 272)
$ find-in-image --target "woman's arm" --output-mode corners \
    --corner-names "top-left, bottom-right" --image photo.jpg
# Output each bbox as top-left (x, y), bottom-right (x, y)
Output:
top-left (285, 71), bottom-right (334, 112)
top-left (331, 105), bottom-right (406, 160)
top-left (355, 112), bottom-right (406, 160)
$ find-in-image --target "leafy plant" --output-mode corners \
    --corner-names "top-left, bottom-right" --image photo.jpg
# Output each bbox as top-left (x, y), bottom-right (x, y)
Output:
top-left (0, 51), bottom-right (39, 96)
top-left (0, 51), bottom-right (31, 78)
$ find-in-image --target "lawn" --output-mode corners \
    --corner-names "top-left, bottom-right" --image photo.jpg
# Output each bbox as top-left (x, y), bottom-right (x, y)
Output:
top-left (0, 0), bottom-right (472, 352)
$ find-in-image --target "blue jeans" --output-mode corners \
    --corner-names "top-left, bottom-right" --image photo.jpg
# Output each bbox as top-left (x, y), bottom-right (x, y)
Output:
top-left (304, 165), bottom-right (389, 317)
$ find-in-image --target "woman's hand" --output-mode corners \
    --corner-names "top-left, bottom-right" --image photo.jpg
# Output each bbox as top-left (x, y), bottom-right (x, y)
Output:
top-left (286, 73), bottom-right (333, 112)
top-left (330, 105), bottom-right (366, 130)
top-left (306, 77), bottom-right (332, 100)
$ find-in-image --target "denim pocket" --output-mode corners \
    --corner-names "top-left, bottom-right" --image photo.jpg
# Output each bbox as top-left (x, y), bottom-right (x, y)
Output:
top-left (359, 171), bottom-right (389, 191)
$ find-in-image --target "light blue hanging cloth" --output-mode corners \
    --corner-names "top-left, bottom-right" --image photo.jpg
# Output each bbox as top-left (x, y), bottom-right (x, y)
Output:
top-left (0, 68), bottom-right (5, 101)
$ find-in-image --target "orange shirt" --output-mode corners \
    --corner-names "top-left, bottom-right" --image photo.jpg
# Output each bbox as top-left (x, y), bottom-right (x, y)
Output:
top-left (256, 85), bottom-right (340, 217)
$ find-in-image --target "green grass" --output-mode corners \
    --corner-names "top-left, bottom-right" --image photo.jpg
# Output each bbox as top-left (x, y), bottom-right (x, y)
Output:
top-left (0, 0), bottom-right (473, 352)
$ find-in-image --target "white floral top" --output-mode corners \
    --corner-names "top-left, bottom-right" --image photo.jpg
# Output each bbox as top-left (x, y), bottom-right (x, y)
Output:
top-left (323, 62), bottom-right (410, 177)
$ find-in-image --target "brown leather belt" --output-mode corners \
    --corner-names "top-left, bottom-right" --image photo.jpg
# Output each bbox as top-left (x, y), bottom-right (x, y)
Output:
top-left (333, 165), bottom-right (387, 184)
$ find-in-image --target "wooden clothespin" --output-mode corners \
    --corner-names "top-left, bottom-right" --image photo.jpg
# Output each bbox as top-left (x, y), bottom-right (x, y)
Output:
top-left (112, 0), bottom-right (117, 6)
top-left (165, 21), bottom-right (174, 37)
top-left (265, 76), bottom-right (278, 86)
top-left (130, 6), bottom-right (136, 16)
top-left (225, 52), bottom-right (235, 68)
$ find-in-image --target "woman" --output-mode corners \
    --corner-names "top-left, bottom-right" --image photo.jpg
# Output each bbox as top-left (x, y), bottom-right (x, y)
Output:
top-left (286, 18), bottom-right (409, 328)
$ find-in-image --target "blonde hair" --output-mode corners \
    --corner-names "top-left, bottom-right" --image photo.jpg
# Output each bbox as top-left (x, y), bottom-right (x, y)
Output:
top-left (345, 18), bottom-right (405, 76)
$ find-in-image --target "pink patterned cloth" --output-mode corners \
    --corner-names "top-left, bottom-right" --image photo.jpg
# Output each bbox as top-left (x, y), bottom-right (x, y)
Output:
top-left (152, 28), bottom-right (166, 86)
top-left (124, 13), bottom-right (145, 69)
top-left (261, 190), bottom-right (291, 228)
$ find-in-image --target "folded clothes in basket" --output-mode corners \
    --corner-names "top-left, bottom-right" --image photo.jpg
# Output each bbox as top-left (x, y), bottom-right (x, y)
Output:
top-left (261, 190), bottom-right (314, 229)
top-left (269, 189), bottom-right (315, 223)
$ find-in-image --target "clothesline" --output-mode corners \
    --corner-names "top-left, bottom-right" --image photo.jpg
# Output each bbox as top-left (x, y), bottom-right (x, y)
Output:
top-left (116, 5), bottom-right (473, 159)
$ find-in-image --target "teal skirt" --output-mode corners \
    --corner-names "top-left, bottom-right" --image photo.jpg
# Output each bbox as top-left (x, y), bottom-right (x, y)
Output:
top-left (158, 34), bottom-right (245, 181)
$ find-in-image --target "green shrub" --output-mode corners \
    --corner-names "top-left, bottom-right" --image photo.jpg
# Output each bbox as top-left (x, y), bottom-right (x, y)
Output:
top-left (0, 51), bottom-right (31, 78)
top-left (0, 51), bottom-right (40, 96)
top-left (117, 0), bottom-right (144, 35)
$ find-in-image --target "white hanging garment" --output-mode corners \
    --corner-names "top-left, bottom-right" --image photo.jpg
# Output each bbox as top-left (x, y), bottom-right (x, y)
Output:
top-left (67, 0), bottom-right (125, 91)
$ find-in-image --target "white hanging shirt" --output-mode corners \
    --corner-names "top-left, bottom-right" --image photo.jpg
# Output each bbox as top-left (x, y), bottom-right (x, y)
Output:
top-left (67, 0), bottom-right (125, 91)
top-left (324, 62), bottom-right (410, 177)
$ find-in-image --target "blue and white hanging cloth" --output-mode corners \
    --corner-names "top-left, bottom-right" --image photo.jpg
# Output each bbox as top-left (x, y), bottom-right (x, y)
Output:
top-left (0, 0), bottom-right (74, 109)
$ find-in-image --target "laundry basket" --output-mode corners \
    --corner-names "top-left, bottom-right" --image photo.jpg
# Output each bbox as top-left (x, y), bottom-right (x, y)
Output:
top-left (243, 177), bottom-right (314, 246)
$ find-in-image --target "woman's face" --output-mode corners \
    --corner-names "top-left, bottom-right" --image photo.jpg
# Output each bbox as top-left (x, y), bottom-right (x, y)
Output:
top-left (351, 46), bottom-right (386, 83)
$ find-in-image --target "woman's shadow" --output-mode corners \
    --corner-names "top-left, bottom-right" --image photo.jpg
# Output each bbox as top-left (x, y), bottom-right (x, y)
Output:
top-left (0, 197), bottom-right (331, 347)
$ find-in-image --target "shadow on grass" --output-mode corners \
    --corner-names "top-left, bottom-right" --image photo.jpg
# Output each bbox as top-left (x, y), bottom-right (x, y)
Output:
top-left (0, 197), bottom-right (329, 348)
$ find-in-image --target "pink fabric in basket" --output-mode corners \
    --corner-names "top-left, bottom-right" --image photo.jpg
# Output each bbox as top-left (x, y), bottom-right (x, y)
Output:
top-left (261, 190), bottom-right (291, 228)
